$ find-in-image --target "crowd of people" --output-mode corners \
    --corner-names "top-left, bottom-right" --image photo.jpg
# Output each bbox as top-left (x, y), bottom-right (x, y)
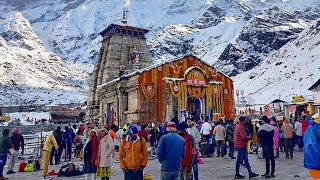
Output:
top-left (0, 113), bottom-right (319, 180)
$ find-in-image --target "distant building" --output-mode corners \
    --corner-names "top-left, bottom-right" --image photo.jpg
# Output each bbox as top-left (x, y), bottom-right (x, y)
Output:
top-left (309, 79), bottom-right (320, 114)
top-left (269, 99), bottom-right (287, 116)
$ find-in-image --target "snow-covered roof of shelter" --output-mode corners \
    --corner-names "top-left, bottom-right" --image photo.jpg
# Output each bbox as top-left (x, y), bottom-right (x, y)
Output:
top-left (308, 78), bottom-right (320, 91)
top-left (97, 54), bottom-right (232, 89)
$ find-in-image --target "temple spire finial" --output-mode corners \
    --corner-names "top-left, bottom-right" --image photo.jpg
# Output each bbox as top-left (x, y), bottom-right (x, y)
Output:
top-left (121, 0), bottom-right (130, 25)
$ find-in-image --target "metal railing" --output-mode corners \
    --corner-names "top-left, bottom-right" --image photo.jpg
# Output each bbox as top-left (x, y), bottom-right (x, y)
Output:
top-left (21, 135), bottom-right (47, 158)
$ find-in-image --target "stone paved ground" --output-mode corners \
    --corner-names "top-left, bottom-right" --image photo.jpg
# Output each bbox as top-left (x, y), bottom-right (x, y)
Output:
top-left (5, 150), bottom-right (309, 180)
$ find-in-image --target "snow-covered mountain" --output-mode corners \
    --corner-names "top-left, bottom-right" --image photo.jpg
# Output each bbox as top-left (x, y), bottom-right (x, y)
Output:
top-left (0, 12), bottom-right (87, 105)
top-left (1, 0), bottom-right (320, 104)
top-left (234, 20), bottom-right (320, 103)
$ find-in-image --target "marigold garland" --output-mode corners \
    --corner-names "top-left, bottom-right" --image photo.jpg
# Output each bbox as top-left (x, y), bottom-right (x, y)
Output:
top-left (188, 87), bottom-right (205, 99)
top-left (136, 56), bottom-right (234, 122)
top-left (141, 82), bottom-right (156, 99)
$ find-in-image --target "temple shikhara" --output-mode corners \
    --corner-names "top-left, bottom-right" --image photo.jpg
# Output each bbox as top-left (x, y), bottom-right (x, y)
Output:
top-left (87, 14), bottom-right (235, 127)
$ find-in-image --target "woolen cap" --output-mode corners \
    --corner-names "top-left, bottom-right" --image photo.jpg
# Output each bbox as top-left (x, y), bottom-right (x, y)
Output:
top-left (128, 126), bottom-right (138, 135)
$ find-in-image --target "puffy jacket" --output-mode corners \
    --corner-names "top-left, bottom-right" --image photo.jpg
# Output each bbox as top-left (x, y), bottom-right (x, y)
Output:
top-left (234, 124), bottom-right (250, 149)
top-left (257, 124), bottom-right (274, 147)
top-left (119, 136), bottom-right (148, 170)
top-left (157, 132), bottom-right (185, 171)
top-left (304, 120), bottom-right (320, 170)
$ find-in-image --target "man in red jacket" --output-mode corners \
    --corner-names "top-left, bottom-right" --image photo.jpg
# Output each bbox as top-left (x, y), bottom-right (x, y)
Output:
top-left (234, 116), bottom-right (259, 179)
top-left (177, 122), bottom-right (195, 180)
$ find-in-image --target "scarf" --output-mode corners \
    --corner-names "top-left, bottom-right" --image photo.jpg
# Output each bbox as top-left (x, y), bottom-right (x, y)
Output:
top-left (96, 135), bottom-right (105, 166)
top-left (90, 134), bottom-right (98, 165)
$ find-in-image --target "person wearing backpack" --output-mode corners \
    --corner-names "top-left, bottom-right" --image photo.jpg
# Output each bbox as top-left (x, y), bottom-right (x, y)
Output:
top-left (96, 128), bottom-right (114, 180)
top-left (177, 122), bottom-right (195, 180)
top-left (119, 126), bottom-right (148, 180)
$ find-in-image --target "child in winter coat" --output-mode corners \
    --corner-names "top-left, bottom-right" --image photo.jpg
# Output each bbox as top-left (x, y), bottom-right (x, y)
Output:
top-left (270, 121), bottom-right (280, 158)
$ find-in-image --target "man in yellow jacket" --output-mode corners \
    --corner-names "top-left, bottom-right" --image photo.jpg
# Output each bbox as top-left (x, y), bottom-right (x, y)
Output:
top-left (42, 130), bottom-right (59, 180)
top-left (119, 126), bottom-right (148, 179)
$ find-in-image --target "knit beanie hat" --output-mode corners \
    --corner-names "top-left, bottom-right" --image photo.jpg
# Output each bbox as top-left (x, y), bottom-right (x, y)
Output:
top-left (166, 122), bottom-right (176, 131)
top-left (128, 126), bottom-right (138, 135)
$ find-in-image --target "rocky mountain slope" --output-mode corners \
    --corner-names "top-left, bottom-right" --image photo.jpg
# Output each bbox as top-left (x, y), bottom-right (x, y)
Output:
top-left (0, 12), bottom-right (87, 105)
top-left (234, 20), bottom-right (320, 103)
top-left (0, 0), bottom-right (320, 104)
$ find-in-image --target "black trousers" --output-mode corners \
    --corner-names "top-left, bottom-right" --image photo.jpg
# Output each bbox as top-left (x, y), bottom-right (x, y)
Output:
top-left (262, 146), bottom-right (275, 175)
top-left (284, 138), bottom-right (293, 157)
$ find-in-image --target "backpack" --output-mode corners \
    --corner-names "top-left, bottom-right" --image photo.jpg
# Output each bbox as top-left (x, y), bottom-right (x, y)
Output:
top-left (24, 163), bottom-right (36, 172)
top-left (35, 159), bottom-right (41, 170)
top-left (19, 162), bottom-right (27, 172)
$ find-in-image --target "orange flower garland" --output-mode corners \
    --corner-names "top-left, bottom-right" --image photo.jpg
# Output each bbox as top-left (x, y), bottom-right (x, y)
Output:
top-left (169, 81), bottom-right (183, 97)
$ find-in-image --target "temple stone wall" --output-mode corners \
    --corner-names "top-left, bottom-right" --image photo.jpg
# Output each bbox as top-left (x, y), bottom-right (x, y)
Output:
top-left (86, 24), bottom-right (153, 126)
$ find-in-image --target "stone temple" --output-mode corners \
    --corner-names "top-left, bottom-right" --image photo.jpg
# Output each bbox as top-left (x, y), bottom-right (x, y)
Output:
top-left (86, 23), bottom-right (235, 127)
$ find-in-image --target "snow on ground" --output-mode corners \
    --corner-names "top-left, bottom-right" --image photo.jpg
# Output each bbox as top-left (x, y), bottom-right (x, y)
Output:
top-left (8, 112), bottom-right (50, 121)
top-left (0, 112), bottom-right (50, 126)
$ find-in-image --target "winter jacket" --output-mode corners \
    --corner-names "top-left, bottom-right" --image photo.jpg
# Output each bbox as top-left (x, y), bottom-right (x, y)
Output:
top-left (138, 129), bottom-right (148, 141)
top-left (181, 133), bottom-right (194, 168)
top-left (213, 125), bottom-right (226, 141)
top-left (98, 135), bottom-right (114, 168)
top-left (258, 124), bottom-right (274, 147)
top-left (272, 126), bottom-right (280, 150)
top-left (226, 123), bottom-right (236, 143)
top-left (63, 130), bottom-right (73, 144)
top-left (11, 134), bottom-right (24, 151)
top-left (0, 131), bottom-right (12, 154)
top-left (43, 133), bottom-right (59, 152)
top-left (187, 126), bottom-right (201, 149)
top-left (281, 123), bottom-right (294, 138)
top-left (157, 132), bottom-right (185, 171)
top-left (119, 136), bottom-right (148, 170)
top-left (304, 120), bottom-right (320, 170)
top-left (234, 124), bottom-right (250, 149)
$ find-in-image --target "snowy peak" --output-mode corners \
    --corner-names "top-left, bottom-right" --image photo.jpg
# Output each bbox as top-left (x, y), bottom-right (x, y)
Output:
top-left (0, 12), bottom-right (44, 50)
top-left (0, 11), bottom-right (88, 104)
top-left (234, 20), bottom-right (320, 103)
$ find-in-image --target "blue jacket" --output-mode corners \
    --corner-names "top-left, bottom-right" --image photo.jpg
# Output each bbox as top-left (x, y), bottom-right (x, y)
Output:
top-left (63, 130), bottom-right (73, 144)
top-left (157, 132), bottom-right (185, 171)
top-left (304, 120), bottom-right (320, 170)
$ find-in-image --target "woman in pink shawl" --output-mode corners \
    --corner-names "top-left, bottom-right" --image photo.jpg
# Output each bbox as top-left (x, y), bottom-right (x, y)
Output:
top-left (270, 121), bottom-right (280, 158)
